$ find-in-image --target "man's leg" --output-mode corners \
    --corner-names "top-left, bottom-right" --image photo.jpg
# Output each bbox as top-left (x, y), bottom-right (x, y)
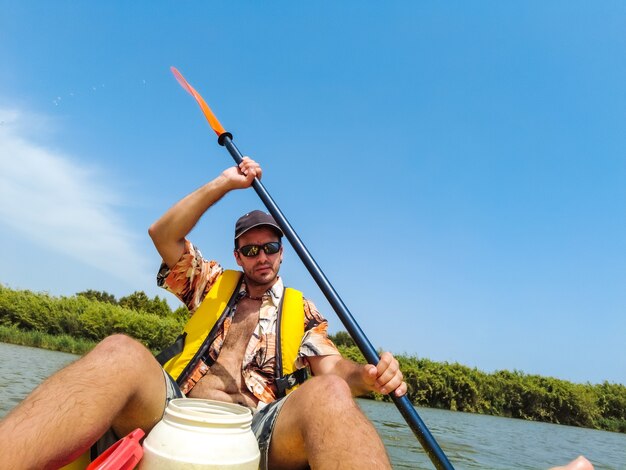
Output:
top-left (0, 334), bottom-right (167, 469)
top-left (267, 375), bottom-right (391, 470)
top-left (550, 456), bottom-right (594, 470)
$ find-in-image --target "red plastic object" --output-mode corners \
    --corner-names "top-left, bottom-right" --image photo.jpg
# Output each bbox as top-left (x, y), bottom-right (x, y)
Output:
top-left (87, 428), bottom-right (145, 470)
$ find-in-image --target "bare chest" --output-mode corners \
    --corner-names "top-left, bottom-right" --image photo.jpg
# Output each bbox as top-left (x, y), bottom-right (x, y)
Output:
top-left (187, 298), bottom-right (261, 406)
top-left (214, 300), bottom-right (260, 371)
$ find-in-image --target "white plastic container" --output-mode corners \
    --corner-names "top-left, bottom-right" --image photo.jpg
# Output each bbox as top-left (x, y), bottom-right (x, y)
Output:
top-left (140, 398), bottom-right (260, 469)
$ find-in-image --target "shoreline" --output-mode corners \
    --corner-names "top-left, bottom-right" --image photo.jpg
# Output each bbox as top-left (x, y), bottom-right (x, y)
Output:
top-left (0, 325), bottom-right (97, 355)
top-left (1, 327), bottom-right (624, 435)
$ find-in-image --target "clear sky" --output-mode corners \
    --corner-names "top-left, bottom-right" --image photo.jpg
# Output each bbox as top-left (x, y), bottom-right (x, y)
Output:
top-left (0, 2), bottom-right (624, 385)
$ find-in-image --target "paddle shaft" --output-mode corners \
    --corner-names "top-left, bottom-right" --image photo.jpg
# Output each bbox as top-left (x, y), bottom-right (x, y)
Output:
top-left (220, 134), bottom-right (454, 470)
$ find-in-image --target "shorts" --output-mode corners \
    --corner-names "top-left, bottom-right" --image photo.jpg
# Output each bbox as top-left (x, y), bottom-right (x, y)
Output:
top-left (94, 368), bottom-right (183, 456)
top-left (251, 394), bottom-right (290, 470)
top-left (95, 368), bottom-right (289, 470)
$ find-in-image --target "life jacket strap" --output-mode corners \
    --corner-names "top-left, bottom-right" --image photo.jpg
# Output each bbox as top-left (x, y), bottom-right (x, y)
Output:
top-left (155, 332), bottom-right (187, 366)
top-left (275, 368), bottom-right (308, 396)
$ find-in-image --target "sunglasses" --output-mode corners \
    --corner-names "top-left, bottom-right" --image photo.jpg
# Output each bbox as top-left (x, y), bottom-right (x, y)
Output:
top-left (237, 242), bottom-right (282, 257)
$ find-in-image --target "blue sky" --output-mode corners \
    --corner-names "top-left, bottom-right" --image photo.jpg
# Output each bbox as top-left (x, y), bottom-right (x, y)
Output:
top-left (0, 2), bottom-right (624, 385)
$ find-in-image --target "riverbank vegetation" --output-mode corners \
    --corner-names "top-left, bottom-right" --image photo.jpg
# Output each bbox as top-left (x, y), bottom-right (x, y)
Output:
top-left (0, 324), bottom-right (97, 354)
top-left (0, 285), bottom-right (183, 353)
top-left (332, 332), bottom-right (626, 433)
top-left (1, 285), bottom-right (624, 433)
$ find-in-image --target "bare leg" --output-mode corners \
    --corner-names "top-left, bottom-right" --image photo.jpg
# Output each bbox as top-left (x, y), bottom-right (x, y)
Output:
top-left (549, 456), bottom-right (594, 470)
top-left (0, 335), bottom-right (167, 469)
top-left (268, 375), bottom-right (391, 470)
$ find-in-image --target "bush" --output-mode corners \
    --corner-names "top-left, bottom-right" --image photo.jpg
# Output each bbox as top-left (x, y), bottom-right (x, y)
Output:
top-left (336, 336), bottom-right (625, 433)
top-left (0, 285), bottom-right (183, 351)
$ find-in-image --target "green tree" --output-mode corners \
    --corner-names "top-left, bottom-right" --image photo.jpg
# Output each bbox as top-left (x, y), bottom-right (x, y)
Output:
top-left (329, 331), bottom-right (356, 347)
top-left (173, 305), bottom-right (191, 323)
top-left (119, 291), bottom-right (150, 312)
top-left (76, 290), bottom-right (117, 305)
top-left (119, 291), bottom-right (172, 317)
top-left (147, 296), bottom-right (173, 317)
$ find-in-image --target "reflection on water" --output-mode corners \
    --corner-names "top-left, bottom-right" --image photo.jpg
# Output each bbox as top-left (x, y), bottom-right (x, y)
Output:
top-left (0, 343), bottom-right (624, 469)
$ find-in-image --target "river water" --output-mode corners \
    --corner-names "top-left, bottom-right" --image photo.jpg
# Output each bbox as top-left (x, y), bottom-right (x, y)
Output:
top-left (1, 342), bottom-right (624, 469)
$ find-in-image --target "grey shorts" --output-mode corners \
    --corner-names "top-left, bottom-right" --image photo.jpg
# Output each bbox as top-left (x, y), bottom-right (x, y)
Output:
top-left (94, 368), bottom-right (183, 456)
top-left (251, 394), bottom-right (290, 470)
top-left (95, 369), bottom-right (288, 470)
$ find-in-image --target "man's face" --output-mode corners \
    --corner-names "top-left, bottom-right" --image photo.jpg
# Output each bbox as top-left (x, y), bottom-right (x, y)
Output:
top-left (234, 226), bottom-right (283, 288)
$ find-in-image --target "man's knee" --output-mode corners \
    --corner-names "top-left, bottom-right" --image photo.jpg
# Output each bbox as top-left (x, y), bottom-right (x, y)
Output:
top-left (91, 334), bottom-right (155, 372)
top-left (299, 375), bottom-right (354, 410)
top-left (96, 334), bottom-right (145, 353)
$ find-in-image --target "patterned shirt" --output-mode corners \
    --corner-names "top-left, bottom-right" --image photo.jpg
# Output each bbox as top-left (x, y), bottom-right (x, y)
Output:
top-left (157, 239), bottom-right (340, 406)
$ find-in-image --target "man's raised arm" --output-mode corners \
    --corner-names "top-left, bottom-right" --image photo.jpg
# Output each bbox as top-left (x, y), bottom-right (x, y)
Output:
top-left (148, 157), bottom-right (262, 268)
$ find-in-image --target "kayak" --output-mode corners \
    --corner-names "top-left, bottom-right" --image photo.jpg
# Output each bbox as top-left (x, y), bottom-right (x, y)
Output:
top-left (59, 429), bottom-right (143, 470)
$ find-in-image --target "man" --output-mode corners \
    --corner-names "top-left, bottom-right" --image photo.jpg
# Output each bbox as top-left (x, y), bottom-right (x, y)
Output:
top-left (0, 157), bottom-right (405, 469)
top-left (148, 156), bottom-right (406, 469)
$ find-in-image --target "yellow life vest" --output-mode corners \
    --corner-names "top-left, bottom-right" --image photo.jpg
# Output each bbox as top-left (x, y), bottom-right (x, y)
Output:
top-left (157, 270), bottom-right (307, 396)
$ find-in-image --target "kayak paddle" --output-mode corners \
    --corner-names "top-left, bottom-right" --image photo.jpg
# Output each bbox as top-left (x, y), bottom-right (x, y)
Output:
top-left (170, 66), bottom-right (455, 470)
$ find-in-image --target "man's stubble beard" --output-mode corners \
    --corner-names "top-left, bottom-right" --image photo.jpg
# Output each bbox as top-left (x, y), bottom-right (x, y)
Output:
top-left (244, 263), bottom-right (279, 289)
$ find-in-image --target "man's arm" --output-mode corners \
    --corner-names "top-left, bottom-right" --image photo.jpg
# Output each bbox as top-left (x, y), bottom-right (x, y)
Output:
top-left (307, 352), bottom-right (407, 398)
top-left (148, 157), bottom-right (262, 268)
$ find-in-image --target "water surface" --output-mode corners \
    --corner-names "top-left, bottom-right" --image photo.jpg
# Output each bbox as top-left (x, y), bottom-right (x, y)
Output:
top-left (358, 398), bottom-right (625, 469)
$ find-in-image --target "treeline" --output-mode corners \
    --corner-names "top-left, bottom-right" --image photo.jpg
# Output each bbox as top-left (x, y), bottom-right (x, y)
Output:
top-left (330, 333), bottom-right (626, 434)
top-left (1, 285), bottom-right (624, 434)
top-left (76, 289), bottom-right (188, 320)
top-left (0, 285), bottom-right (185, 352)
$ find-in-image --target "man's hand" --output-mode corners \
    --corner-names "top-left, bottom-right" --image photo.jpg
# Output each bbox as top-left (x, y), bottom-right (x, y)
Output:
top-left (362, 352), bottom-right (407, 397)
top-left (222, 156), bottom-right (262, 189)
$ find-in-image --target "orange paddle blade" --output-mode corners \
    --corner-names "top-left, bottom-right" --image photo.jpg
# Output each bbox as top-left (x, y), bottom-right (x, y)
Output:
top-left (170, 67), bottom-right (227, 137)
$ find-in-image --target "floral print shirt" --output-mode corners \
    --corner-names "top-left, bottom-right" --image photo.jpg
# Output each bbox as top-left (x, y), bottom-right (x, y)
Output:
top-left (157, 239), bottom-right (340, 406)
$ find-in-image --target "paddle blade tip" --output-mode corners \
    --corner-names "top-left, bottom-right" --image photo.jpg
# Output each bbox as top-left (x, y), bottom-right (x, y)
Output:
top-left (169, 66), bottom-right (227, 138)
top-left (170, 66), bottom-right (195, 96)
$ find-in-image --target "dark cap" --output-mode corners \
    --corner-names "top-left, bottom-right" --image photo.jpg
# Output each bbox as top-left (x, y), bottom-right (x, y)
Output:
top-left (234, 210), bottom-right (284, 240)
